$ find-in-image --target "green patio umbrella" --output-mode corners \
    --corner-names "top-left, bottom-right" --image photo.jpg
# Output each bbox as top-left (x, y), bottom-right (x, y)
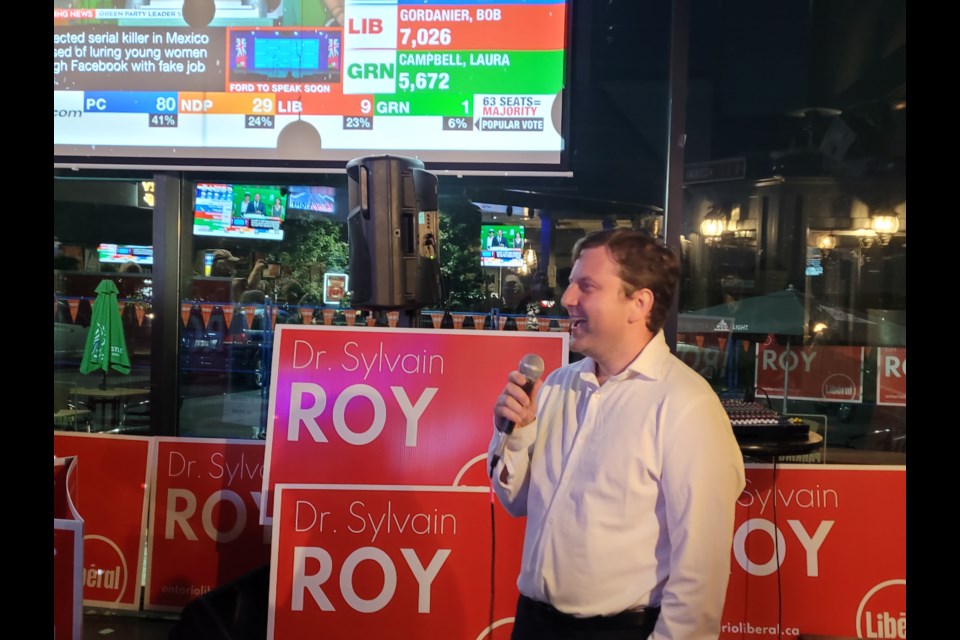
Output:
top-left (80, 279), bottom-right (131, 389)
top-left (681, 286), bottom-right (808, 412)
top-left (682, 286), bottom-right (807, 338)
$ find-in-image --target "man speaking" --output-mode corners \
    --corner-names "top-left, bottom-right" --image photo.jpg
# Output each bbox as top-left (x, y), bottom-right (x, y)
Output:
top-left (490, 229), bottom-right (745, 639)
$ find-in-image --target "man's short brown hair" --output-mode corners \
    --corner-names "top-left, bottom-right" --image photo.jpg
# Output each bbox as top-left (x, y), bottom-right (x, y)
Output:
top-left (572, 229), bottom-right (680, 333)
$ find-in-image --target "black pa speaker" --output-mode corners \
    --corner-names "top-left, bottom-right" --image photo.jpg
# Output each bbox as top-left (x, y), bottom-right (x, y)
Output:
top-left (347, 154), bottom-right (441, 308)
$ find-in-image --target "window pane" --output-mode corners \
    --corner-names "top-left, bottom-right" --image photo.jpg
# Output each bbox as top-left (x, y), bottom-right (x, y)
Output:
top-left (177, 179), bottom-right (349, 439)
top-left (54, 177), bottom-right (154, 434)
top-left (679, 2), bottom-right (906, 465)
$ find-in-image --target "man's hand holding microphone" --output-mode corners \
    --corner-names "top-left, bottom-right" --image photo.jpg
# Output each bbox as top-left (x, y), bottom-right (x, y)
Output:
top-left (490, 354), bottom-right (545, 478)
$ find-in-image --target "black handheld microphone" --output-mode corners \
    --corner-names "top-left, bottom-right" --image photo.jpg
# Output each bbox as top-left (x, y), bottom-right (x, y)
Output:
top-left (490, 354), bottom-right (545, 477)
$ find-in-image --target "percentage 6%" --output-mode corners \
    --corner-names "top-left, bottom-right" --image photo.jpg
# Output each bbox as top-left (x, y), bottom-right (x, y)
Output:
top-left (443, 116), bottom-right (473, 131)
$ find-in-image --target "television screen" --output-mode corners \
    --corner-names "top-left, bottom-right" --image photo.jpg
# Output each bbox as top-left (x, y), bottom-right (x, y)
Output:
top-left (193, 183), bottom-right (286, 240)
top-left (287, 185), bottom-right (337, 213)
top-left (97, 243), bottom-right (153, 264)
top-left (53, 1), bottom-right (571, 175)
top-left (481, 224), bottom-right (525, 268)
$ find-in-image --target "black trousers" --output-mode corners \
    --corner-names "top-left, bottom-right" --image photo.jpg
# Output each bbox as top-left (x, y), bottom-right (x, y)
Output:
top-left (511, 595), bottom-right (660, 640)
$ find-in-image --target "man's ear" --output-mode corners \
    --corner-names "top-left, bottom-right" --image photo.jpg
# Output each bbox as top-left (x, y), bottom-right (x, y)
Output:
top-left (629, 288), bottom-right (654, 325)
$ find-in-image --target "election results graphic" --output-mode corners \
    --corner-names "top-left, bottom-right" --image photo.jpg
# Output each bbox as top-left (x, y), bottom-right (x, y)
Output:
top-left (54, 0), bottom-right (571, 172)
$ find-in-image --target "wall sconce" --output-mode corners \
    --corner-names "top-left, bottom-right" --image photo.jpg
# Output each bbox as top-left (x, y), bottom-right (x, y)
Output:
top-left (814, 232), bottom-right (838, 258)
top-left (518, 246), bottom-right (537, 275)
top-left (870, 211), bottom-right (900, 246)
top-left (524, 247), bottom-right (538, 268)
top-left (816, 233), bottom-right (837, 252)
top-left (699, 207), bottom-right (727, 245)
top-left (138, 181), bottom-right (155, 208)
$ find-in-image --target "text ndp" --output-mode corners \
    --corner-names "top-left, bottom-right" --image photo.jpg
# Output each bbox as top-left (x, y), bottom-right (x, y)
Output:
top-left (287, 340), bottom-right (441, 445)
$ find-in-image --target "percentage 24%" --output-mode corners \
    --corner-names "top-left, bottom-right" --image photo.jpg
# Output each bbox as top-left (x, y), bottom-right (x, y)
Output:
top-left (245, 115), bottom-right (275, 129)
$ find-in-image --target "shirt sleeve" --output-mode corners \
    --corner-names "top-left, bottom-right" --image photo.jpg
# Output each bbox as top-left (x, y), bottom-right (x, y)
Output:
top-left (653, 394), bottom-right (746, 640)
top-left (488, 418), bottom-right (538, 517)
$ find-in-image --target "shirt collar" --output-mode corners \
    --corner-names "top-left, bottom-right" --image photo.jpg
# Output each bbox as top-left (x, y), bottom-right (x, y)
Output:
top-left (575, 330), bottom-right (671, 383)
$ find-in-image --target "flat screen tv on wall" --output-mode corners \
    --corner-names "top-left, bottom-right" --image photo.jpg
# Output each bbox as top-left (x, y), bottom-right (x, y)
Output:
top-left (53, 1), bottom-right (572, 175)
top-left (193, 183), bottom-right (287, 241)
top-left (480, 224), bottom-right (525, 268)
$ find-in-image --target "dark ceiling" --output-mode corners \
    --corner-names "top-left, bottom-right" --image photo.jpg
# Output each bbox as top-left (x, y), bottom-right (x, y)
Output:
top-left (490, 0), bottom-right (906, 210)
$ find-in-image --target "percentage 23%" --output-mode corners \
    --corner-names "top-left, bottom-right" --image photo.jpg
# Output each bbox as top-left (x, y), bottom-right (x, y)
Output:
top-left (343, 116), bottom-right (373, 130)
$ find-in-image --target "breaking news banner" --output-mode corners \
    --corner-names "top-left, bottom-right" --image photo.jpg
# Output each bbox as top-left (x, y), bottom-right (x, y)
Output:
top-left (144, 438), bottom-right (270, 611)
top-left (722, 464), bottom-right (905, 639)
top-left (268, 484), bottom-right (527, 640)
top-left (260, 325), bottom-right (569, 524)
top-left (53, 433), bottom-right (154, 610)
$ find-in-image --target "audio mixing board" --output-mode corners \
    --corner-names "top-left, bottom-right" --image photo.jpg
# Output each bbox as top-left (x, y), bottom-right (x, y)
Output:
top-left (722, 399), bottom-right (810, 440)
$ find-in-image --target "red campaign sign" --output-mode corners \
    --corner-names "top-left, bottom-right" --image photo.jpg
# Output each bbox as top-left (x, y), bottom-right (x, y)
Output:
top-left (53, 433), bottom-right (153, 609)
top-left (269, 485), bottom-right (526, 640)
top-left (145, 438), bottom-right (271, 611)
top-left (54, 455), bottom-right (84, 640)
top-left (754, 344), bottom-right (865, 402)
top-left (723, 465), bottom-right (905, 638)
top-left (261, 326), bottom-right (568, 522)
top-left (53, 455), bottom-right (80, 522)
top-left (54, 522), bottom-right (84, 640)
top-left (877, 347), bottom-right (906, 406)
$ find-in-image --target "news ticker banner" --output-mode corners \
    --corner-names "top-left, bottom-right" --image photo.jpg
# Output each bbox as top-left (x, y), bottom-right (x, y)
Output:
top-left (876, 347), bottom-right (906, 406)
top-left (722, 465), bottom-right (905, 639)
top-left (260, 325), bottom-right (569, 524)
top-left (144, 437), bottom-right (271, 611)
top-left (54, 456), bottom-right (84, 640)
top-left (268, 484), bottom-right (526, 640)
top-left (53, 432), bottom-right (154, 610)
top-left (54, 1), bottom-right (568, 165)
top-left (755, 344), bottom-right (866, 403)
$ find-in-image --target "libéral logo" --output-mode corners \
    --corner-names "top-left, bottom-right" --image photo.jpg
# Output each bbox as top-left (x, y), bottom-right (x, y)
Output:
top-left (856, 579), bottom-right (906, 639)
top-left (83, 535), bottom-right (128, 604)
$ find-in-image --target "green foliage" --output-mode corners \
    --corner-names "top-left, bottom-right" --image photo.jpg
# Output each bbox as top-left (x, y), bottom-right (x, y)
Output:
top-left (270, 206), bottom-right (492, 310)
top-left (276, 219), bottom-right (348, 300)
top-left (438, 202), bottom-right (494, 310)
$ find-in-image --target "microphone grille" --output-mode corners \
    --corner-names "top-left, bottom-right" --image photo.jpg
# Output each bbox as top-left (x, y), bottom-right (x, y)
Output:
top-left (519, 354), bottom-right (546, 382)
